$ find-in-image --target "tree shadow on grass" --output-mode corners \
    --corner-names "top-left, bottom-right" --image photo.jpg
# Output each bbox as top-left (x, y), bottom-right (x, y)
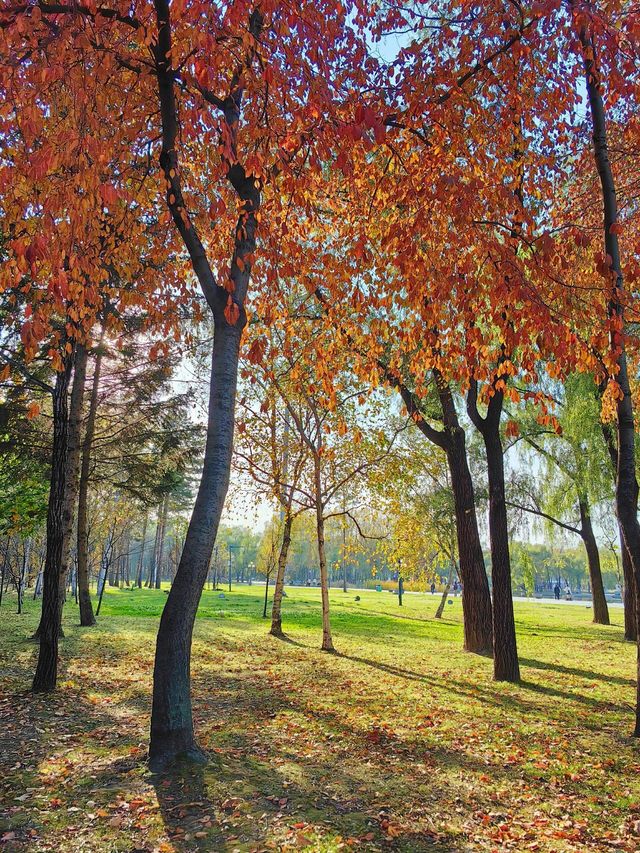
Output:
top-left (148, 726), bottom-right (457, 852)
top-left (519, 657), bottom-right (635, 687)
top-left (339, 652), bottom-right (631, 719)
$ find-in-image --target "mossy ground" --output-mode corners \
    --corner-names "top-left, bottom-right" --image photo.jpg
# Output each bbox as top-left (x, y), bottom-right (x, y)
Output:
top-left (1, 585), bottom-right (639, 852)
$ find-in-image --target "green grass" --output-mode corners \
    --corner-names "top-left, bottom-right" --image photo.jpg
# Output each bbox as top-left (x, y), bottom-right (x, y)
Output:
top-left (1, 585), bottom-right (639, 852)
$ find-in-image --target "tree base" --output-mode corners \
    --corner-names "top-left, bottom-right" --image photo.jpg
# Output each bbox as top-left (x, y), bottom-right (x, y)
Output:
top-left (30, 627), bottom-right (65, 642)
top-left (321, 644), bottom-right (337, 654)
top-left (464, 643), bottom-right (493, 657)
top-left (269, 627), bottom-right (285, 639)
top-left (79, 617), bottom-right (96, 627)
top-left (148, 728), bottom-right (208, 774)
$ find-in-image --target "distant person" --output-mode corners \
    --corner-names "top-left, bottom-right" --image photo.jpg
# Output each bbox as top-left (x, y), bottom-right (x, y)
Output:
top-left (565, 587), bottom-right (572, 601)
top-left (430, 582), bottom-right (436, 595)
top-left (554, 584), bottom-right (560, 600)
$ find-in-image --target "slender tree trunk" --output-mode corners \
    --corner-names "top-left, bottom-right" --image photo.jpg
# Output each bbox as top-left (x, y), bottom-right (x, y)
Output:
top-left (483, 426), bottom-right (519, 682)
top-left (149, 318), bottom-right (244, 770)
top-left (578, 499), bottom-right (610, 625)
top-left (149, 0), bottom-right (261, 770)
top-left (77, 343), bottom-right (101, 626)
top-left (17, 539), bottom-right (30, 615)
top-left (32, 361), bottom-right (72, 692)
top-left (435, 559), bottom-right (457, 619)
top-left (314, 461), bottom-right (334, 652)
top-left (270, 512), bottom-right (293, 637)
top-left (33, 346), bottom-right (86, 641)
top-left (262, 572), bottom-right (270, 618)
top-left (621, 531), bottom-right (637, 641)
top-left (577, 11), bottom-right (640, 734)
top-left (600, 417), bottom-right (637, 639)
top-left (149, 507), bottom-right (162, 588)
top-left (155, 497), bottom-right (169, 590)
top-left (444, 425), bottom-right (493, 655)
top-left (0, 539), bottom-right (8, 608)
top-left (136, 512), bottom-right (148, 589)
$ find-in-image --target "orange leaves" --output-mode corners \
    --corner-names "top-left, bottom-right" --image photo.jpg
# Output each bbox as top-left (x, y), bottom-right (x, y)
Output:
top-left (246, 336), bottom-right (267, 365)
top-left (504, 419), bottom-right (519, 439)
top-left (99, 183), bottom-right (118, 206)
top-left (224, 296), bottom-right (240, 326)
top-left (26, 402), bottom-right (41, 419)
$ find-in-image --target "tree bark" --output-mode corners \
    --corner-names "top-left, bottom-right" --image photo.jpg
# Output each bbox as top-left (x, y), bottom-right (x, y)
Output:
top-left (32, 360), bottom-right (72, 692)
top-left (577, 8), bottom-right (640, 734)
top-left (149, 0), bottom-right (261, 771)
top-left (621, 530), bottom-right (637, 641)
top-left (440, 400), bottom-right (493, 655)
top-left (262, 572), bottom-right (270, 618)
top-left (484, 427), bottom-right (520, 681)
top-left (435, 561), bottom-right (456, 619)
top-left (467, 384), bottom-right (519, 681)
top-left (155, 496), bottom-right (169, 590)
top-left (270, 512), bottom-right (293, 637)
top-left (136, 511), bottom-right (148, 589)
top-left (149, 319), bottom-right (244, 770)
top-left (77, 343), bottom-right (102, 626)
top-left (314, 462), bottom-right (334, 652)
top-left (578, 498), bottom-right (610, 625)
top-left (149, 505), bottom-right (162, 588)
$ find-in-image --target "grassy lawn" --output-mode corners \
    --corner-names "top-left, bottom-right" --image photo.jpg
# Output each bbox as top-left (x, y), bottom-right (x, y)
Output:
top-left (1, 585), bottom-right (639, 852)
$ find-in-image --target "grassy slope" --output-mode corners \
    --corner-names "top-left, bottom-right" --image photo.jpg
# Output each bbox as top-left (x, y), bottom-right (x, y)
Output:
top-left (1, 586), bottom-right (639, 852)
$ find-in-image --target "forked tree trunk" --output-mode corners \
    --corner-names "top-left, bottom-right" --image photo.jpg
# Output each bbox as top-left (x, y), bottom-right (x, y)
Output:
top-left (270, 512), bottom-right (293, 637)
top-left (149, 0), bottom-right (261, 770)
top-left (33, 360), bottom-right (72, 692)
top-left (578, 499), bottom-right (609, 625)
top-left (576, 8), bottom-right (640, 734)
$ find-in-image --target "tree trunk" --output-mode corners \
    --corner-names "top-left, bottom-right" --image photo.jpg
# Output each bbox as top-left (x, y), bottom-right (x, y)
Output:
top-left (577, 11), bottom-right (640, 734)
top-left (444, 424), bottom-right (493, 655)
top-left (483, 425), bottom-right (520, 682)
top-left (270, 512), bottom-right (293, 637)
top-left (435, 561), bottom-right (456, 619)
top-left (149, 506), bottom-right (162, 588)
top-left (149, 0), bottom-right (261, 770)
top-left (155, 497), bottom-right (169, 589)
top-left (149, 318), bottom-right (244, 771)
top-left (77, 343), bottom-right (101, 626)
top-left (32, 360), bottom-right (72, 692)
top-left (136, 512), bottom-right (148, 589)
top-left (314, 463), bottom-right (334, 652)
top-left (17, 538), bottom-right (30, 615)
top-left (621, 530), bottom-right (637, 641)
top-left (600, 416), bottom-right (636, 639)
top-left (262, 573), bottom-right (270, 618)
top-left (578, 499), bottom-right (610, 625)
